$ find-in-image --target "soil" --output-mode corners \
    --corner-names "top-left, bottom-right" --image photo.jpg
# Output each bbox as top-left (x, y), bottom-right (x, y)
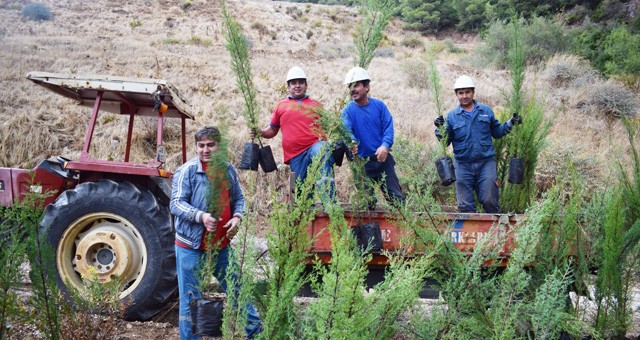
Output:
top-left (7, 282), bottom-right (640, 339)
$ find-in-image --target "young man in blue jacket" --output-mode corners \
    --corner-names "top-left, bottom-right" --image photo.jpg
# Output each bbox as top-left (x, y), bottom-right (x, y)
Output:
top-left (434, 76), bottom-right (522, 213)
top-left (341, 67), bottom-right (404, 209)
top-left (170, 126), bottom-right (262, 339)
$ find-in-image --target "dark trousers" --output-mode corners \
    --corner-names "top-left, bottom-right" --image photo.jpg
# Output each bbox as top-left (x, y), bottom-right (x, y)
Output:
top-left (361, 154), bottom-right (404, 208)
top-left (454, 158), bottom-right (499, 213)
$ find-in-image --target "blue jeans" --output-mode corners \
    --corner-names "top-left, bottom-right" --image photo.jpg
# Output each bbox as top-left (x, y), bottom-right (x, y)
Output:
top-left (454, 158), bottom-right (500, 213)
top-left (175, 245), bottom-right (262, 339)
top-left (363, 154), bottom-right (404, 208)
top-left (289, 141), bottom-right (335, 201)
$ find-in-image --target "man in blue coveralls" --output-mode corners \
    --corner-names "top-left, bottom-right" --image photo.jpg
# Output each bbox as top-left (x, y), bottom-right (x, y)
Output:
top-left (434, 75), bottom-right (522, 213)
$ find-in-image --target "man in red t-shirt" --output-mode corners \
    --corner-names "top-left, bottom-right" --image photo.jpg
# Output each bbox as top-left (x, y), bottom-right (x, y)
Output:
top-left (257, 66), bottom-right (335, 201)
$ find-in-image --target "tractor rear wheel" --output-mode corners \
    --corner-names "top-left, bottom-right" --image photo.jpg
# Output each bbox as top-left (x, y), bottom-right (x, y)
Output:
top-left (40, 180), bottom-right (177, 321)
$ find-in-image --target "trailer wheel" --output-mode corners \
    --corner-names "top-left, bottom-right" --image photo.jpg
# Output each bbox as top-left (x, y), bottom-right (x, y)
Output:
top-left (40, 180), bottom-right (177, 321)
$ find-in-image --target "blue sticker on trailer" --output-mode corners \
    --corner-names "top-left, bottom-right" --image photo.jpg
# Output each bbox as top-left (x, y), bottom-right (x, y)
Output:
top-left (452, 219), bottom-right (463, 229)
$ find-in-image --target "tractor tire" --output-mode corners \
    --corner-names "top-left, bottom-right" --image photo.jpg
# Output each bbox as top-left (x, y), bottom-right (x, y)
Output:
top-left (40, 179), bottom-right (177, 321)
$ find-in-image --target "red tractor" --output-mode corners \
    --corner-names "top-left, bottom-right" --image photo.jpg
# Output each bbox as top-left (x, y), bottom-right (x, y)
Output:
top-left (0, 72), bottom-right (193, 320)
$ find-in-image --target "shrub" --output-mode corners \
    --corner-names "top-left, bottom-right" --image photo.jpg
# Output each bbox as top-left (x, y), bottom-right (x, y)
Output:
top-left (399, 58), bottom-right (429, 89)
top-left (400, 0), bottom-right (456, 33)
top-left (21, 3), bottom-right (53, 21)
top-left (475, 16), bottom-right (570, 69)
top-left (543, 54), bottom-right (596, 88)
top-left (250, 22), bottom-right (270, 39)
top-left (443, 38), bottom-right (462, 53)
top-left (400, 35), bottom-right (423, 49)
top-left (578, 79), bottom-right (639, 118)
top-left (602, 26), bottom-right (640, 77)
top-left (129, 19), bottom-right (142, 29)
top-left (160, 37), bottom-right (181, 44)
top-left (374, 47), bottom-right (394, 58)
top-left (187, 35), bottom-right (212, 46)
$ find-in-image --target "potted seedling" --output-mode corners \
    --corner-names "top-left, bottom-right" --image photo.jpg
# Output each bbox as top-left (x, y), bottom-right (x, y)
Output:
top-left (223, 5), bottom-right (276, 173)
top-left (429, 55), bottom-right (455, 186)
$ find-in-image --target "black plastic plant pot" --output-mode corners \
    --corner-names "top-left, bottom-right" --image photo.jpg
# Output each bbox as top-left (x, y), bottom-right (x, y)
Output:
top-left (332, 141), bottom-right (346, 167)
top-left (258, 145), bottom-right (277, 173)
top-left (189, 298), bottom-right (224, 337)
top-left (508, 157), bottom-right (525, 184)
top-left (238, 142), bottom-right (259, 171)
top-left (435, 156), bottom-right (456, 186)
top-left (351, 222), bottom-right (383, 253)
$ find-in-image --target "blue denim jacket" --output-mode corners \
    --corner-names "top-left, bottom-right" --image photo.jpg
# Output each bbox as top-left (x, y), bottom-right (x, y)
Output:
top-left (436, 101), bottom-right (513, 162)
top-left (170, 157), bottom-right (245, 249)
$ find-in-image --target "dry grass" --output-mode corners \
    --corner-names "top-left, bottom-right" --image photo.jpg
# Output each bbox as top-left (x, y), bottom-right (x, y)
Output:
top-left (0, 0), bottom-right (634, 210)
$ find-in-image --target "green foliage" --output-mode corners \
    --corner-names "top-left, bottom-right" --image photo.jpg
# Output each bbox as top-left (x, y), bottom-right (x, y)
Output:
top-left (187, 35), bottom-right (212, 46)
top-left (495, 18), bottom-right (552, 213)
top-left (61, 269), bottom-right (123, 339)
top-left (221, 0), bottom-right (261, 135)
top-left (400, 0), bottom-right (457, 33)
top-left (129, 19), bottom-right (142, 29)
top-left (476, 16), bottom-right (570, 69)
top-left (399, 58), bottom-right (429, 89)
top-left (393, 137), bottom-right (452, 208)
top-left (303, 202), bottom-right (438, 338)
top-left (181, 0), bottom-right (192, 9)
top-left (21, 3), bottom-right (53, 21)
top-left (443, 38), bottom-right (463, 53)
top-left (593, 190), bottom-right (633, 337)
top-left (18, 183), bottom-right (62, 339)
top-left (0, 208), bottom-right (29, 339)
top-left (453, 0), bottom-right (489, 32)
top-left (602, 26), bottom-right (640, 77)
top-left (353, 0), bottom-right (394, 69)
top-left (257, 154), bottom-right (319, 338)
top-left (568, 18), bottom-right (609, 71)
top-left (399, 35), bottom-right (423, 48)
top-left (415, 181), bottom-right (593, 338)
top-left (426, 51), bottom-right (450, 157)
top-left (160, 37), bottom-right (181, 44)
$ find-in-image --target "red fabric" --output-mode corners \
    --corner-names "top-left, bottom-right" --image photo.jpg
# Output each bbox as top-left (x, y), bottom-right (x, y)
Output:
top-left (270, 96), bottom-right (324, 163)
top-left (174, 161), bottom-right (233, 250)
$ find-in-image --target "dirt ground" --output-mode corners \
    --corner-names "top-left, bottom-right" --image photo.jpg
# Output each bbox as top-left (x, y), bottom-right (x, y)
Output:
top-left (7, 284), bottom-right (640, 339)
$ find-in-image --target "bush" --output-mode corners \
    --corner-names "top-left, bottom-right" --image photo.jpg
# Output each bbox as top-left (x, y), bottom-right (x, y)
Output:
top-left (475, 16), bottom-right (570, 69)
top-left (399, 59), bottom-right (429, 89)
top-left (602, 26), bottom-right (640, 77)
top-left (543, 54), bottom-right (596, 88)
top-left (374, 47), bottom-right (394, 58)
top-left (443, 38), bottom-right (462, 53)
top-left (400, 0), bottom-right (457, 33)
top-left (160, 37), bottom-right (181, 44)
top-left (578, 79), bottom-right (639, 118)
top-left (21, 3), bottom-right (53, 21)
top-left (187, 35), bottom-right (212, 46)
top-left (400, 35), bottom-right (423, 49)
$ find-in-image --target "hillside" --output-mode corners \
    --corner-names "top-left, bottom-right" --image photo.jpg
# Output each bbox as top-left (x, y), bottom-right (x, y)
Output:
top-left (0, 0), bottom-right (632, 202)
top-left (3, 1), bottom-right (640, 338)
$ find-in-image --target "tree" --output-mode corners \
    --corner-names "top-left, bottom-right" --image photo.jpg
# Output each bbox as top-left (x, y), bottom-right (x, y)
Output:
top-left (400, 0), bottom-right (457, 33)
top-left (603, 26), bottom-right (640, 76)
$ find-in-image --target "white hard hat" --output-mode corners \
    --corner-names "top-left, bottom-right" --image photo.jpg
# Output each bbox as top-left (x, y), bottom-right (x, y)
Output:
top-left (453, 75), bottom-right (475, 90)
top-left (286, 66), bottom-right (307, 82)
top-left (344, 66), bottom-right (370, 85)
